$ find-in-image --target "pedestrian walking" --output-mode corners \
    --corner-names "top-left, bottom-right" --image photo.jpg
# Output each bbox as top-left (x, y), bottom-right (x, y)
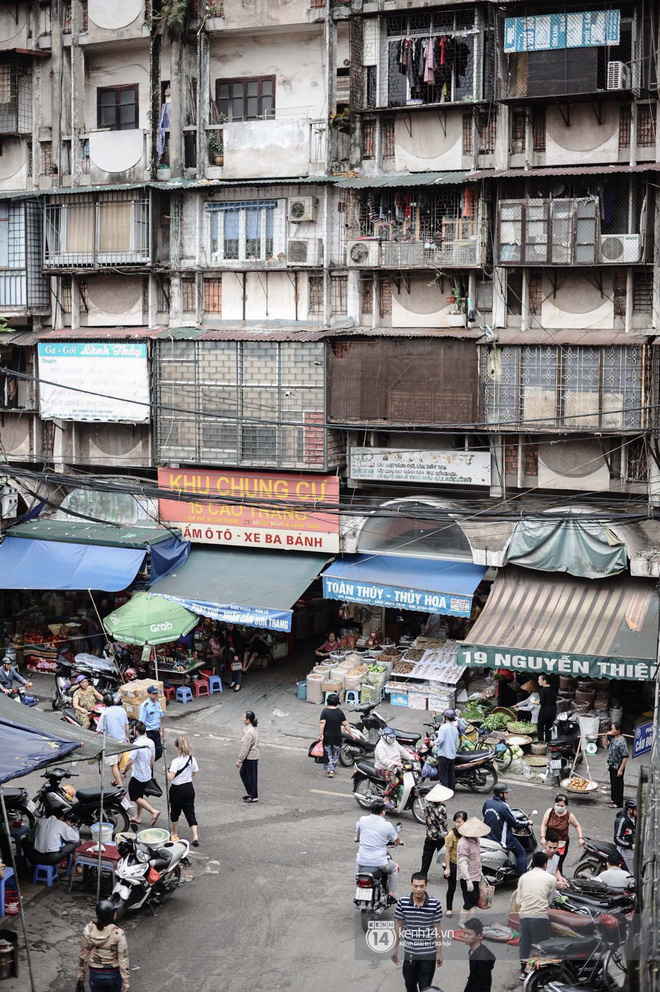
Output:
top-left (462, 918), bottom-right (495, 992)
top-left (614, 797), bottom-right (636, 871)
top-left (318, 693), bottom-right (353, 777)
top-left (123, 722), bottom-right (160, 828)
top-left (138, 685), bottom-right (164, 761)
top-left (433, 708), bottom-right (459, 791)
top-left (514, 851), bottom-right (556, 978)
top-left (443, 810), bottom-right (466, 917)
top-left (606, 722), bottom-right (628, 809)
top-left (77, 899), bottom-right (130, 992)
top-left (236, 710), bottom-right (259, 803)
top-left (539, 792), bottom-right (584, 873)
top-left (457, 817), bottom-right (489, 925)
top-left (419, 784), bottom-right (452, 878)
top-left (536, 674), bottom-right (557, 744)
top-left (167, 735), bottom-right (199, 846)
top-left (224, 624), bottom-right (245, 691)
top-left (96, 693), bottom-right (129, 788)
top-left (392, 872), bottom-right (443, 992)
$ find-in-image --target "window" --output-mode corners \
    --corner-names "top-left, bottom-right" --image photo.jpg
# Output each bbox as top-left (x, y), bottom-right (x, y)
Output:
top-left (309, 274), bottom-right (323, 315)
top-left (331, 274), bottom-right (348, 315)
top-left (462, 113), bottom-right (473, 155)
top-left (511, 110), bottom-right (526, 154)
top-left (477, 111), bottom-right (496, 154)
top-left (619, 105), bottom-right (631, 148)
top-left (483, 345), bottom-right (645, 429)
top-left (379, 277), bottom-right (392, 316)
top-left (208, 200), bottom-right (276, 262)
top-left (97, 86), bottom-right (139, 131)
top-left (157, 276), bottom-right (170, 313)
top-left (215, 76), bottom-right (275, 122)
top-left (528, 273), bottom-right (543, 315)
top-left (638, 105), bottom-right (655, 147)
top-left (385, 12), bottom-right (474, 107)
top-left (382, 120), bottom-right (396, 158)
top-left (361, 277), bottom-right (373, 315)
top-left (0, 206), bottom-right (9, 268)
top-left (362, 121), bottom-right (375, 159)
top-left (633, 272), bottom-right (652, 312)
top-left (181, 277), bottom-right (197, 312)
top-left (499, 198), bottom-right (598, 265)
top-left (531, 107), bottom-right (546, 152)
top-left (203, 277), bottom-right (222, 313)
top-left (0, 66), bottom-right (11, 104)
top-left (60, 275), bottom-right (72, 315)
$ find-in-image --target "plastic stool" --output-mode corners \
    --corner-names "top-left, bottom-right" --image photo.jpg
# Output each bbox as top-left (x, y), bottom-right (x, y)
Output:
top-left (163, 686), bottom-right (176, 702)
top-left (205, 675), bottom-right (223, 694)
top-left (344, 689), bottom-right (360, 705)
top-left (176, 686), bottom-right (193, 704)
top-left (33, 863), bottom-right (58, 887)
top-left (10, 824), bottom-right (30, 875)
top-left (324, 690), bottom-right (343, 704)
top-left (0, 866), bottom-right (15, 916)
top-left (192, 680), bottom-right (210, 699)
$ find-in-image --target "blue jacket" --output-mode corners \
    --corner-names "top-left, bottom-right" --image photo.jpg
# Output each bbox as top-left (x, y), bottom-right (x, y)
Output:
top-left (482, 797), bottom-right (526, 848)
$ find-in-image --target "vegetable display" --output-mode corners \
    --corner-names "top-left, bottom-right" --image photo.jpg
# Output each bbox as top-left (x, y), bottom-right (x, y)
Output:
top-left (482, 713), bottom-right (511, 731)
top-left (505, 720), bottom-right (536, 735)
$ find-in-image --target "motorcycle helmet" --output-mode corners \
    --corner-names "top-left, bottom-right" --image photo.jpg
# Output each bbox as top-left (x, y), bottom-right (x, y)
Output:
top-left (95, 900), bottom-right (117, 925)
top-left (381, 727), bottom-right (397, 741)
top-left (623, 797), bottom-right (637, 812)
top-left (493, 782), bottom-right (510, 796)
top-left (102, 693), bottom-right (114, 708)
top-left (124, 668), bottom-right (137, 681)
top-left (62, 784), bottom-right (76, 800)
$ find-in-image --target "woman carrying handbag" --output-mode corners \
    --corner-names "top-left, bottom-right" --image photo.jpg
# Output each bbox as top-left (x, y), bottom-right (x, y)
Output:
top-left (236, 711), bottom-right (259, 803)
top-left (167, 736), bottom-right (199, 846)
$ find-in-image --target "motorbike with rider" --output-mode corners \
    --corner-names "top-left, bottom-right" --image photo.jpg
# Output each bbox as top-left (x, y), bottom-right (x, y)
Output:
top-left (0, 656), bottom-right (32, 701)
top-left (482, 782), bottom-right (533, 877)
top-left (374, 727), bottom-right (416, 810)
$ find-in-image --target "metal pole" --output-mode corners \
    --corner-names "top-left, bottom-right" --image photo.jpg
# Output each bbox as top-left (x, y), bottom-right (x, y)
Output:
top-left (151, 646), bottom-right (171, 833)
top-left (88, 589), bottom-right (113, 653)
top-left (0, 788), bottom-right (37, 992)
top-left (96, 724), bottom-right (106, 902)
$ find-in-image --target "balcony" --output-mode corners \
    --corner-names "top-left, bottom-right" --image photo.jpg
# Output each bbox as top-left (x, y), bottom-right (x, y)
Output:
top-left (206, 116), bottom-right (327, 180)
top-left (0, 62), bottom-right (32, 135)
top-left (44, 192), bottom-right (151, 269)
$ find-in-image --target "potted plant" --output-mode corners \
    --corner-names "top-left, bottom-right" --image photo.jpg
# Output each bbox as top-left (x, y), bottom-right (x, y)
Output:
top-left (208, 132), bottom-right (223, 166)
top-left (447, 286), bottom-right (466, 326)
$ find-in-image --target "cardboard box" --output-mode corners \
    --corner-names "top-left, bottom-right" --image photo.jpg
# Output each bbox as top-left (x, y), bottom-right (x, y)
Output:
top-left (119, 679), bottom-right (166, 721)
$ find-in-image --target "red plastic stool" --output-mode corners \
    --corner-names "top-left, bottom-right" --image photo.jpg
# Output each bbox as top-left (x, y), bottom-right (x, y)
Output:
top-left (163, 686), bottom-right (176, 702)
top-left (192, 680), bottom-right (210, 699)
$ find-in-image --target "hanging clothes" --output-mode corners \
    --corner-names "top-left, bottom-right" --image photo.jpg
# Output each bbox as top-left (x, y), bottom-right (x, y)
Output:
top-left (156, 102), bottom-right (171, 161)
top-left (423, 38), bottom-right (436, 85)
top-left (462, 187), bottom-right (475, 219)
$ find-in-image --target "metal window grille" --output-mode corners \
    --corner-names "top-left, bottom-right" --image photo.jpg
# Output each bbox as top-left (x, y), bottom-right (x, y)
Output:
top-left (633, 272), bottom-right (653, 312)
top-left (528, 273), bottom-right (542, 315)
top-left (381, 16), bottom-right (475, 108)
top-left (613, 270), bottom-right (626, 317)
top-left (154, 339), bottom-right (326, 469)
top-left (27, 142), bottom-right (32, 177)
top-left (382, 120), bottom-right (396, 157)
top-left (82, 0), bottom-right (88, 30)
top-left (379, 278), bottom-right (393, 316)
top-left (331, 274), bottom-right (348, 315)
top-left (625, 436), bottom-right (648, 482)
top-left (181, 277), bottom-right (196, 313)
top-left (499, 197), bottom-right (602, 265)
top-left (0, 62), bottom-right (32, 134)
top-left (78, 278), bottom-right (89, 313)
top-left (60, 276), bottom-right (72, 314)
top-left (40, 141), bottom-right (52, 176)
top-left (44, 192), bottom-right (150, 267)
top-left (619, 105), bottom-right (631, 148)
top-left (511, 110), bottom-right (526, 154)
top-left (310, 0), bottom-right (326, 7)
top-left (638, 104), bottom-right (655, 147)
top-left (361, 277), bottom-right (373, 315)
top-left (308, 274), bottom-right (323, 315)
top-left (203, 277), bottom-right (222, 313)
top-left (157, 276), bottom-right (170, 313)
top-left (477, 110), bottom-right (496, 153)
top-left (531, 107), bottom-right (546, 152)
top-left (63, 1), bottom-right (72, 32)
top-left (362, 121), bottom-right (375, 159)
top-left (462, 113), bottom-right (473, 154)
top-left (482, 345), bottom-right (645, 430)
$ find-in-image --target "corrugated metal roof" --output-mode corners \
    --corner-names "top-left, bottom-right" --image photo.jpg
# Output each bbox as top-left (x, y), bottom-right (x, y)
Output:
top-left (157, 322), bottom-right (330, 342)
top-left (323, 326), bottom-right (484, 339)
top-left (482, 329), bottom-right (654, 346)
top-left (334, 171), bottom-right (471, 188)
top-left (5, 327), bottom-right (163, 346)
top-left (153, 177), bottom-right (331, 190)
top-left (469, 163), bottom-right (660, 180)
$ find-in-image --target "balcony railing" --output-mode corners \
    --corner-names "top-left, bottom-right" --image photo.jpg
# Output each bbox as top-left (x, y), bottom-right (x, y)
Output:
top-left (44, 194), bottom-right (151, 268)
top-left (206, 114), bottom-right (327, 178)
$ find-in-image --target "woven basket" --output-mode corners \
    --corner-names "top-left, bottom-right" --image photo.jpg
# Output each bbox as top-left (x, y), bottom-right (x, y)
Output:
top-left (306, 672), bottom-right (324, 704)
top-left (313, 664), bottom-right (330, 677)
top-left (344, 673), bottom-right (363, 691)
top-left (530, 742), bottom-right (548, 756)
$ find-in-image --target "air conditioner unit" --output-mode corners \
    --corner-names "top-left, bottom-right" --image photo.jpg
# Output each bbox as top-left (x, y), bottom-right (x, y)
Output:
top-left (346, 240), bottom-right (380, 266)
top-left (288, 196), bottom-right (318, 222)
top-left (600, 234), bottom-right (641, 263)
top-left (287, 238), bottom-right (324, 265)
top-left (607, 61), bottom-right (630, 90)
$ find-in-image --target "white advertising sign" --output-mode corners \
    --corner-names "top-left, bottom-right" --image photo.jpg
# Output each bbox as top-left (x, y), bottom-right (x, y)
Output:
top-left (38, 342), bottom-right (150, 423)
top-left (350, 448), bottom-right (491, 486)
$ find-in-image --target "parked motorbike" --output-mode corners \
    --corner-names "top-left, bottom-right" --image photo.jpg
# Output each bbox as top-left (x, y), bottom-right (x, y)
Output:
top-left (339, 727), bottom-right (377, 767)
top-left (1, 785), bottom-right (38, 828)
top-left (479, 807), bottom-right (538, 885)
top-left (111, 833), bottom-right (188, 915)
top-left (33, 767), bottom-right (132, 833)
top-left (572, 837), bottom-right (628, 879)
top-left (418, 742), bottom-right (499, 794)
top-left (555, 883), bottom-right (635, 918)
top-left (548, 713), bottom-right (583, 784)
top-left (354, 823), bottom-right (402, 932)
top-left (339, 704), bottom-right (424, 767)
top-left (352, 758), bottom-right (427, 823)
top-left (522, 910), bottom-right (628, 992)
top-left (61, 702), bottom-right (105, 733)
top-left (52, 653), bottom-right (122, 710)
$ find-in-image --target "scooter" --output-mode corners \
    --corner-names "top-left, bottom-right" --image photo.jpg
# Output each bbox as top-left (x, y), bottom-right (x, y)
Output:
top-left (555, 883), bottom-right (635, 917)
top-left (479, 807), bottom-right (538, 885)
top-left (32, 767), bottom-right (132, 834)
top-left (349, 703), bottom-right (423, 748)
top-left (354, 823), bottom-right (402, 933)
top-left (51, 653), bottom-right (122, 710)
top-left (112, 832), bottom-right (189, 915)
top-left (352, 758), bottom-right (427, 823)
top-left (339, 727), bottom-right (377, 767)
top-left (1, 784), bottom-right (38, 828)
top-left (572, 837), bottom-right (628, 879)
top-left (522, 909), bottom-right (628, 992)
top-left (61, 701), bottom-right (105, 733)
top-left (418, 742), bottom-right (499, 794)
top-left (548, 713), bottom-right (582, 784)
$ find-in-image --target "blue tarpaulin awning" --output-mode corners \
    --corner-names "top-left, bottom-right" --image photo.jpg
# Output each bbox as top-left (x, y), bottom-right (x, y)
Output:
top-left (0, 718), bottom-right (81, 784)
top-left (322, 555), bottom-right (486, 617)
top-left (0, 535), bottom-right (146, 592)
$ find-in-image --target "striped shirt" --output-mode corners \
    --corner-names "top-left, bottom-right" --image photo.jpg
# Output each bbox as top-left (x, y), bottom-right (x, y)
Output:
top-left (394, 892), bottom-right (443, 957)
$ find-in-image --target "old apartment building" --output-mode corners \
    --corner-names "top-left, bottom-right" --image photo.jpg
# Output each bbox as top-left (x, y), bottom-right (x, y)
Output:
top-left (0, 0), bottom-right (659, 558)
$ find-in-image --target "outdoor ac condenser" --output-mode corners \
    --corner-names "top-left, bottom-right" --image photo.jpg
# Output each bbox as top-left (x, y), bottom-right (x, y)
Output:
top-left (346, 240), bottom-right (380, 266)
top-left (600, 234), bottom-right (641, 263)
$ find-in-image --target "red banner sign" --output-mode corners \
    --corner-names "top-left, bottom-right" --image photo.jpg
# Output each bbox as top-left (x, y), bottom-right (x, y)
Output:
top-left (158, 468), bottom-right (340, 553)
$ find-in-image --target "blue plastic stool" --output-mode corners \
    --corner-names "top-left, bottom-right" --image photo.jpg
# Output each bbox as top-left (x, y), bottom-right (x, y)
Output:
top-left (324, 691), bottom-right (344, 705)
top-left (33, 863), bottom-right (58, 887)
top-left (344, 689), bottom-right (360, 705)
top-left (0, 866), bottom-right (15, 916)
top-left (176, 686), bottom-right (193, 704)
top-left (206, 675), bottom-right (223, 694)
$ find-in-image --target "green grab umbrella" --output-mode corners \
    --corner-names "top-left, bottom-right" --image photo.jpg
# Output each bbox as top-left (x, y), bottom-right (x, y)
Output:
top-left (103, 591), bottom-right (199, 645)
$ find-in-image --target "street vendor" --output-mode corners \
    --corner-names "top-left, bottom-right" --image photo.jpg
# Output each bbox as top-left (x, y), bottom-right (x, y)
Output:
top-left (513, 680), bottom-right (540, 724)
top-left (72, 674), bottom-right (103, 728)
top-left (315, 631), bottom-right (338, 658)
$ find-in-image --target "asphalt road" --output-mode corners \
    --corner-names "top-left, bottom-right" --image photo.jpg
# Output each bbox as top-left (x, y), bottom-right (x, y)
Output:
top-left (17, 705), bottom-right (627, 992)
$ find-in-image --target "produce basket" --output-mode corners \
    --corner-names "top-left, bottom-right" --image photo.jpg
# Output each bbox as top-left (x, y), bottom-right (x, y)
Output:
top-left (561, 776), bottom-right (599, 794)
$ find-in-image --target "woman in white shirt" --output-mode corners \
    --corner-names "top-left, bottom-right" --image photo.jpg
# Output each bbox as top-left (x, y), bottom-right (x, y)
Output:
top-left (167, 736), bottom-right (199, 846)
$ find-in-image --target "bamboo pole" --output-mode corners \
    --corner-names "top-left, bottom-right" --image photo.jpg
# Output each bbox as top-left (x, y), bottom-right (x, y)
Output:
top-left (0, 788), bottom-right (36, 992)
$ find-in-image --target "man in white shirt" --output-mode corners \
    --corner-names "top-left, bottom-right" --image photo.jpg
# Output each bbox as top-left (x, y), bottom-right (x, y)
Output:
top-left (599, 858), bottom-right (634, 890)
top-left (25, 811), bottom-right (80, 866)
top-left (97, 693), bottom-right (129, 787)
top-left (514, 851), bottom-right (556, 974)
top-left (355, 801), bottom-right (402, 897)
top-left (123, 721), bottom-right (160, 827)
top-left (542, 831), bottom-right (567, 889)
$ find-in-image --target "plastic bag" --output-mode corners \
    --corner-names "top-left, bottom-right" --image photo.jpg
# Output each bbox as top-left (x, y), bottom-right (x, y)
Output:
top-left (478, 875), bottom-right (495, 910)
top-left (308, 740), bottom-right (325, 763)
top-left (421, 761), bottom-right (438, 780)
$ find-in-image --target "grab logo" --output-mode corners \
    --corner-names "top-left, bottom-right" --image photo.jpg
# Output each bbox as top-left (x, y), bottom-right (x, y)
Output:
top-left (149, 621), bottom-right (174, 633)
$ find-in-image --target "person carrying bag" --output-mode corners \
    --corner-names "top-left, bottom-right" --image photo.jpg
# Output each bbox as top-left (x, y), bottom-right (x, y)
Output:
top-left (167, 736), bottom-right (199, 846)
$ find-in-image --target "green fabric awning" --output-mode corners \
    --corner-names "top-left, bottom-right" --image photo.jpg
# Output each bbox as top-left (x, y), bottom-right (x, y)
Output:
top-left (0, 694), bottom-right (135, 760)
top-left (150, 547), bottom-right (331, 632)
top-left (507, 519), bottom-right (627, 579)
top-left (458, 566), bottom-right (658, 681)
top-left (8, 520), bottom-right (176, 549)
top-left (103, 591), bottom-right (199, 646)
